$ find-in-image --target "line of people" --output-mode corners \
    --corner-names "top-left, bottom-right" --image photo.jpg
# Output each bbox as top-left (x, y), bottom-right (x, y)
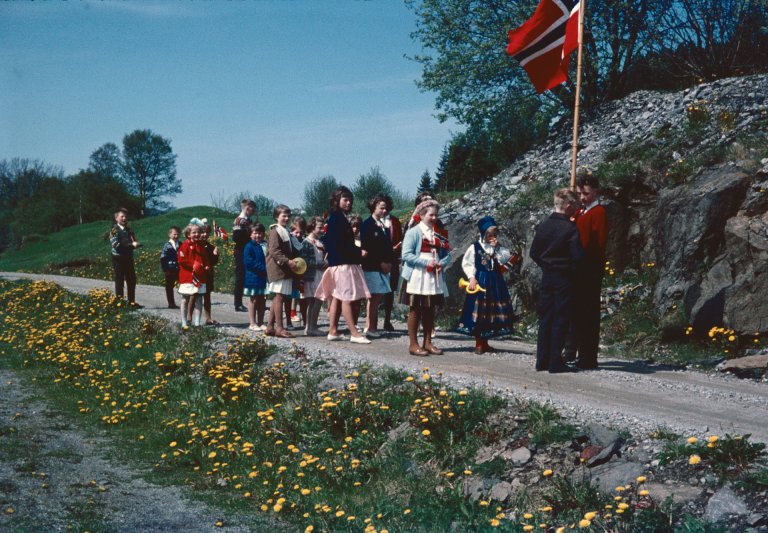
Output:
top-left (111, 175), bottom-right (606, 362)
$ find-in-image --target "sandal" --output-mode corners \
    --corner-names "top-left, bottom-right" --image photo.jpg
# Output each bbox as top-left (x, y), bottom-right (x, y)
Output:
top-left (424, 345), bottom-right (443, 355)
top-left (409, 348), bottom-right (429, 356)
top-left (205, 319), bottom-right (220, 326)
top-left (275, 329), bottom-right (294, 338)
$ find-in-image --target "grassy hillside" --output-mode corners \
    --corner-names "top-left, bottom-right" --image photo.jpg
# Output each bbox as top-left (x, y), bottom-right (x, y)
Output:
top-left (0, 206), bottom-right (274, 294)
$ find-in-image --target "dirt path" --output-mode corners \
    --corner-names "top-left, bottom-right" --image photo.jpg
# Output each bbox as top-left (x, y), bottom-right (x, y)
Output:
top-left (3, 272), bottom-right (767, 446)
top-left (0, 368), bottom-right (268, 532)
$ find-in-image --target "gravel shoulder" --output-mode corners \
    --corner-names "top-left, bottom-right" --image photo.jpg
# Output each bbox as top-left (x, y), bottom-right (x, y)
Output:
top-left (3, 271), bottom-right (767, 445)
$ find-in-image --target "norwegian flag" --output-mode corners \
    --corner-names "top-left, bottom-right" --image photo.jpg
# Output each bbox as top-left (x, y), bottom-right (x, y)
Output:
top-left (212, 220), bottom-right (228, 242)
top-left (507, 0), bottom-right (580, 93)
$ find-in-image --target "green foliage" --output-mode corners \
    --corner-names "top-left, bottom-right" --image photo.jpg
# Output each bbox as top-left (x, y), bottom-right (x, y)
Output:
top-left (209, 190), bottom-right (277, 217)
top-left (417, 169), bottom-right (433, 195)
top-left (657, 434), bottom-right (767, 481)
top-left (120, 129), bottom-right (182, 215)
top-left (301, 175), bottom-right (339, 217)
top-left (541, 473), bottom-right (607, 516)
top-left (525, 401), bottom-right (576, 446)
top-left (351, 166), bottom-right (409, 211)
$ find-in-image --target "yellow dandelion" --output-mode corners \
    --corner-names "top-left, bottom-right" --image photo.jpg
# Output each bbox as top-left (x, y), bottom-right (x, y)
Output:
top-left (584, 511), bottom-right (597, 520)
top-left (636, 476), bottom-right (646, 483)
top-left (422, 429), bottom-right (431, 436)
top-left (689, 454), bottom-right (702, 465)
top-left (579, 519), bottom-right (591, 528)
top-left (687, 437), bottom-right (698, 444)
top-left (639, 489), bottom-right (650, 496)
top-left (543, 469), bottom-right (553, 477)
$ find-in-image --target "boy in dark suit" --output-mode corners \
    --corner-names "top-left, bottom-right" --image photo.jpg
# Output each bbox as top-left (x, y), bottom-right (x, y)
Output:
top-left (530, 189), bottom-right (583, 373)
top-left (110, 208), bottom-right (142, 307)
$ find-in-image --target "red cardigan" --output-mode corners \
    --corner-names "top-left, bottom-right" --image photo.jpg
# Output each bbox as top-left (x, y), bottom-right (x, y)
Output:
top-left (575, 204), bottom-right (607, 263)
top-left (178, 240), bottom-right (211, 286)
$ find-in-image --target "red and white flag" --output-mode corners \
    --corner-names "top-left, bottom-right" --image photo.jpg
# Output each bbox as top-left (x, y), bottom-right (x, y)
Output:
top-left (507, 0), bottom-right (580, 93)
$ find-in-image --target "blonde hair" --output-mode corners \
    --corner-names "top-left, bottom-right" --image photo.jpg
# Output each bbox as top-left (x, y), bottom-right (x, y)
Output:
top-left (554, 188), bottom-right (579, 211)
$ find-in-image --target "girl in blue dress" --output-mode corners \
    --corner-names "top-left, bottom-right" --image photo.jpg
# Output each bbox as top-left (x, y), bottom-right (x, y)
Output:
top-left (456, 216), bottom-right (517, 354)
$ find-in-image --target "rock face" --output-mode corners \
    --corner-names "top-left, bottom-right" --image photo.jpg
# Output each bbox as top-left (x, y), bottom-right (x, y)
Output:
top-left (440, 74), bottom-right (768, 335)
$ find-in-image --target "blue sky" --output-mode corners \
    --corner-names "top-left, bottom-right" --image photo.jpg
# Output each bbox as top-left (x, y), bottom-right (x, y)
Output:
top-left (0, 1), bottom-right (456, 209)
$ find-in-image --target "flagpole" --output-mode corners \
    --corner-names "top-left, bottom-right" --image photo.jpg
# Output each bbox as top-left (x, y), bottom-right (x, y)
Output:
top-left (569, 0), bottom-right (586, 190)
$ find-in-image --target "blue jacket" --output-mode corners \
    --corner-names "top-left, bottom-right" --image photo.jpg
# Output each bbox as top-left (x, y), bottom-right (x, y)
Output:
top-left (160, 241), bottom-right (179, 272)
top-left (322, 210), bottom-right (362, 267)
top-left (243, 240), bottom-right (267, 290)
top-left (360, 216), bottom-right (393, 272)
top-left (400, 225), bottom-right (451, 282)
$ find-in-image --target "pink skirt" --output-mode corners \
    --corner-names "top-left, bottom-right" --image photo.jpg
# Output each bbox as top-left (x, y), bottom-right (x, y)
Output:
top-left (314, 264), bottom-right (371, 302)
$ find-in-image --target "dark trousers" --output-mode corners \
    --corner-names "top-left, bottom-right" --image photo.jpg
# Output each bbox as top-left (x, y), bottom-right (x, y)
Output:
top-left (536, 270), bottom-right (573, 371)
top-left (112, 255), bottom-right (137, 303)
top-left (163, 270), bottom-right (177, 307)
top-left (234, 248), bottom-right (245, 307)
top-left (564, 263), bottom-right (603, 368)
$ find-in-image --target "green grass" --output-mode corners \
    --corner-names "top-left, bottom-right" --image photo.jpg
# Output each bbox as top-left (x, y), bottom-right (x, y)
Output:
top-left (0, 206), bottom-right (276, 295)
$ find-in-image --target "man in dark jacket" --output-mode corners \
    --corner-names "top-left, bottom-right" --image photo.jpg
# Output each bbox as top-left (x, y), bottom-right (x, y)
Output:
top-left (529, 188), bottom-right (583, 373)
top-left (110, 208), bottom-right (142, 307)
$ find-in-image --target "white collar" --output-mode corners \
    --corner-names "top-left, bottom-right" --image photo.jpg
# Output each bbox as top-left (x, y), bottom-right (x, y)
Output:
top-left (582, 199), bottom-right (600, 213)
top-left (169, 239), bottom-right (178, 249)
top-left (418, 221), bottom-right (434, 237)
top-left (270, 224), bottom-right (291, 242)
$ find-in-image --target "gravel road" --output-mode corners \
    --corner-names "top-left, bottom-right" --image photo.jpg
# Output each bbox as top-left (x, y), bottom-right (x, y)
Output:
top-left (3, 272), bottom-right (767, 444)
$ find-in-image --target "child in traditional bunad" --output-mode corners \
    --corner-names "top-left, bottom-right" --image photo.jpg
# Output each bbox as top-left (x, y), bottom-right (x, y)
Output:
top-left (177, 219), bottom-right (211, 328)
top-left (315, 186), bottom-right (372, 344)
top-left (456, 216), bottom-right (518, 354)
top-left (201, 222), bottom-right (220, 326)
top-left (401, 199), bottom-right (451, 356)
top-left (300, 216), bottom-right (328, 336)
top-left (265, 204), bottom-right (300, 338)
top-left (160, 226), bottom-right (180, 309)
top-left (360, 193), bottom-right (394, 338)
top-left (244, 223), bottom-right (268, 332)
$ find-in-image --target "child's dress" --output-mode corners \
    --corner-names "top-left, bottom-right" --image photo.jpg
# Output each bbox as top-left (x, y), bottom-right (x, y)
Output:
top-left (301, 236), bottom-right (326, 298)
top-left (402, 222), bottom-right (451, 307)
top-left (456, 240), bottom-right (515, 338)
top-left (243, 240), bottom-right (267, 296)
top-left (178, 240), bottom-right (210, 295)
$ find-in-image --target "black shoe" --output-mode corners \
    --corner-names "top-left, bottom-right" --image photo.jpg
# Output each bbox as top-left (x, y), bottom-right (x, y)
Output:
top-left (549, 364), bottom-right (577, 373)
top-left (235, 305), bottom-right (248, 312)
top-left (575, 360), bottom-right (598, 370)
top-left (130, 302), bottom-right (144, 309)
top-left (562, 352), bottom-right (577, 363)
top-left (168, 304), bottom-right (180, 309)
top-left (383, 322), bottom-right (395, 332)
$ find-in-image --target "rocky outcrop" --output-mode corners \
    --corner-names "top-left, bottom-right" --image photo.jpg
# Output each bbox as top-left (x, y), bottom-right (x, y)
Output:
top-left (440, 74), bottom-right (768, 335)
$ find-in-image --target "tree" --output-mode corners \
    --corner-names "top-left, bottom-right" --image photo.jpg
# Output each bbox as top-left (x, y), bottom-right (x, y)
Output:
top-left (120, 129), bottom-right (181, 215)
top-left (0, 158), bottom-right (65, 251)
top-left (351, 167), bottom-right (409, 209)
top-left (88, 142), bottom-right (122, 179)
top-left (66, 170), bottom-right (140, 225)
top-left (302, 175), bottom-right (339, 217)
top-left (210, 189), bottom-right (277, 216)
top-left (417, 170), bottom-right (433, 195)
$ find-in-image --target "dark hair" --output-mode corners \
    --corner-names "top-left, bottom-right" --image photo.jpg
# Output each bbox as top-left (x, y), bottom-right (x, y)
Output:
top-left (367, 192), bottom-right (393, 213)
top-left (348, 213), bottom-right (362, 228)
top-left (273, 204), bottom-right (291, 220)
top-left (114, 207), bottom-right (128, 217)
top-left (241, 198), bottom-right (257, 209)
top-left (329, 186), bottom-right (353, 211)
top-left (576, 171), bottom-right (600, 190)
top-left (290, 215), bottom-right (307, 233)
top-left (168, 225), bottom-right (181, 233)
top-left (307, 216), bottom-right (324, 232)
top-left (414, 191), bottom-right (433, 206)
top-left (252, 222), bottom-right (265, 233)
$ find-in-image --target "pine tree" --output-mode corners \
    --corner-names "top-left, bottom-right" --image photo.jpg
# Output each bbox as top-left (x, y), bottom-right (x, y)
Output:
top-left (417, 170), bottom-right (433, 195)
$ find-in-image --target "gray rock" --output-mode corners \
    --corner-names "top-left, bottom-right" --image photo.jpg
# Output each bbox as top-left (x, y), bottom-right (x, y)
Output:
top-left (584, 423), bottom-right (621, 447)
top-left (586, 438), bottom-right (625, 468)
top-left (504, 447), bottom-right (532, 465)
top-left (489, 481), bottom-right (515, 502)
top-left (587, 460), bottom-right (646, 493)
top-left (704, 485), bottom-right (749, 523)
top-left (644, 482), bottom-right (702, 505)
top-left (719, 354), bottom-right (768, 373)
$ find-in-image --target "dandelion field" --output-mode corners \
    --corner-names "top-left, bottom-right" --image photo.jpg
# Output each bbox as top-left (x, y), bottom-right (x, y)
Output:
top-left (1, 279), bottom-right (766, 532)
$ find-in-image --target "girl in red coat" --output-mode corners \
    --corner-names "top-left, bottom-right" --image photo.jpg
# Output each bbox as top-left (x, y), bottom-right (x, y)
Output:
top-left (178, 220), bottom-right (212, 328)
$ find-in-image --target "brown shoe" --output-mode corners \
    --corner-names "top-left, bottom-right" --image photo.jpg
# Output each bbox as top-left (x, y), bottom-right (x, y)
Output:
top-left (275, 329), bottom-right (294, 338)
top-left (263, 328), bottom-right (276, 337)
top-left (424, 345), bottom-right (443, 355)
top-left (409, 347), bottom-right (429, 356)
top-left (473, 346), bottom-right (485, 355)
